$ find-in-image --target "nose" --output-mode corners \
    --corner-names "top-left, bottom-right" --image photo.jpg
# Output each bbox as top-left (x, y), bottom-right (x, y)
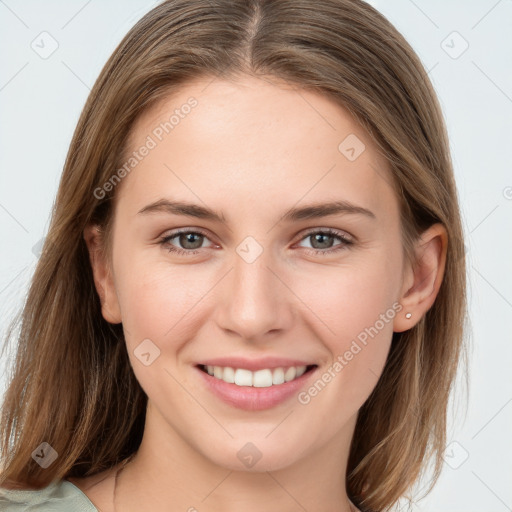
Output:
top-left (214, 245), bottom-right (294, 342)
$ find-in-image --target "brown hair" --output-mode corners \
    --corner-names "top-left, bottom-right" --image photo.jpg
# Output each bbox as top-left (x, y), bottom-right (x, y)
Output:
top-left (0, 1), bottom-right (467, 510)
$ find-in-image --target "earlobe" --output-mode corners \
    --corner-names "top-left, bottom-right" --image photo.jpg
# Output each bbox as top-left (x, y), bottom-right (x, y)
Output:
top-left (393, 223), bottom-right (448, 333)
top-left (83, 224), bottom-right (122, 324)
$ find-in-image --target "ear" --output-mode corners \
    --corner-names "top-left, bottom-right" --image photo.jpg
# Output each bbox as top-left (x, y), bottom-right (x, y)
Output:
top-left (393, 223), bottom-right (448, 332)
top-left (83, 223), bottom-right (122, 324)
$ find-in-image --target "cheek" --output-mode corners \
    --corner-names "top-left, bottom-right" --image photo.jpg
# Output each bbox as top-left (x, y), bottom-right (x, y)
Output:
top-left (113, 260), bottom-right (216, 399)
top-left (113, 256), bottom-right (210, 348)
top-left (296, 255), bottom-right (398, 339)
top-left (293, 254), bottom-right (399, 401)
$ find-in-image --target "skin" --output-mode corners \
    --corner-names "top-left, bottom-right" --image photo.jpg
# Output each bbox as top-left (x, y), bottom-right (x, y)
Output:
top-left (75, 75), bottom-right (447, 512)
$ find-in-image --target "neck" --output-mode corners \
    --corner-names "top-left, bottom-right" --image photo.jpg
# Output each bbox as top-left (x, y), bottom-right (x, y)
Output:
top-left (113, 402), bottom-right (360, 512)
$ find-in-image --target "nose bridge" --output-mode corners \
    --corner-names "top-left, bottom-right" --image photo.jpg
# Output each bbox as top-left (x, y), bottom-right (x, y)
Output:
top-left (234, 239), bottom-right (273, 300)
top-left (217, 236), bottom-right (291, 339)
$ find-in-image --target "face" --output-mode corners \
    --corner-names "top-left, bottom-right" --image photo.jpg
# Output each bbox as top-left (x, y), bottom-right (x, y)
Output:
top-left (90, 75), bottom-right (413, 473)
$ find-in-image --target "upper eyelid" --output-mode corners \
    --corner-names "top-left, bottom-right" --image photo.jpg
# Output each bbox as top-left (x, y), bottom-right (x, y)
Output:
top-left (302, 227), bottom-right (352, 238)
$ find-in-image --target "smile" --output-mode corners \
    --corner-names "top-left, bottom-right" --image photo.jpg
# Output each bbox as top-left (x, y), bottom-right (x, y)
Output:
top-left (199, 364), bottom-right (316, 387)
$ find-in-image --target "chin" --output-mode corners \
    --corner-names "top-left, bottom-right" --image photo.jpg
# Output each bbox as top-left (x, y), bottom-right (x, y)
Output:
top-left (199, 437), bottom-right (308, 473)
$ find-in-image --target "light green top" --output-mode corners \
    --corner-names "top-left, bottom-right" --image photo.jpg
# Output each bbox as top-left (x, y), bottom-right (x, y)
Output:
top-left (0, 479), bottom-right (98, 511)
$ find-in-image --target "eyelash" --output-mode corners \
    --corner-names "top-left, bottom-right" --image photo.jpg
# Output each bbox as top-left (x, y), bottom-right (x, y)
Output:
top-left (159, 228), bottom-right (353, 257)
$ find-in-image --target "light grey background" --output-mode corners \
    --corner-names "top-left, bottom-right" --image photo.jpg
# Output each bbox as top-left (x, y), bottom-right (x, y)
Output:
top-left (1, 1), bottom-right (511, 511)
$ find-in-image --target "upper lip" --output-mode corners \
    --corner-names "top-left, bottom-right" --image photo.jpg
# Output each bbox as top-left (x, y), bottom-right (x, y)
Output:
top-left (196, 357), bottom-right (316, 372)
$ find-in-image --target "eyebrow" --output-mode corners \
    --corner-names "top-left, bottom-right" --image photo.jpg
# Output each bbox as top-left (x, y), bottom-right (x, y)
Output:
top-left (137, 198), bottom-right (376, 223)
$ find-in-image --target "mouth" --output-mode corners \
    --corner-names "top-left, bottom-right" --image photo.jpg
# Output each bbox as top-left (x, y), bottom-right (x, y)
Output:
top-left (194, 356), bottom-right (320, 410)
top-left (197, 363), bottom-right (318, 387)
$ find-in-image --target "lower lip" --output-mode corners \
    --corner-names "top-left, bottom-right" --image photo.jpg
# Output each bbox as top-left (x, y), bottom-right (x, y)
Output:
top-left (195, 366), bottom-right (317, 411)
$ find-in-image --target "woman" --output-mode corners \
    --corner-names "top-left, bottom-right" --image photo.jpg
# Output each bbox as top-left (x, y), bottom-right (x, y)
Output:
top-left (0, 1), bottom-right (467, 511)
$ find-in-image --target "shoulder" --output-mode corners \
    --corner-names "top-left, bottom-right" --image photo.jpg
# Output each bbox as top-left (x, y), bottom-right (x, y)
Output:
top-left (0, 478), bottom-right (98, 511)
top-left (67, 465), bottom-right (119, 511)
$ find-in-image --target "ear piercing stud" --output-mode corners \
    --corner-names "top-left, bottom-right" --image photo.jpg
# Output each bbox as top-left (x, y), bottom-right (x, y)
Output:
top-left (405, 312), bottom-right (412, 319)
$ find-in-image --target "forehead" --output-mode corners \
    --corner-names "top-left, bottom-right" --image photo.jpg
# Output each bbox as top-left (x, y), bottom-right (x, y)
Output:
top-left (116, 75), bottom-right (398, 226)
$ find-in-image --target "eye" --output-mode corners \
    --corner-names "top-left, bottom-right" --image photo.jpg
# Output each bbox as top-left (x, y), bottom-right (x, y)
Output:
top-left (159, 229), bottom-right (213, 256)
top-left (159, 227), bottom-right (354, 257)
top-left (296, 228), bottom-right (353, 255)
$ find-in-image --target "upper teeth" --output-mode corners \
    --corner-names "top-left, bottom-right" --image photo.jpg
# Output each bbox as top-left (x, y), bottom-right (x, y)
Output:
top-left (205, 365), bottom-right (308, 387)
